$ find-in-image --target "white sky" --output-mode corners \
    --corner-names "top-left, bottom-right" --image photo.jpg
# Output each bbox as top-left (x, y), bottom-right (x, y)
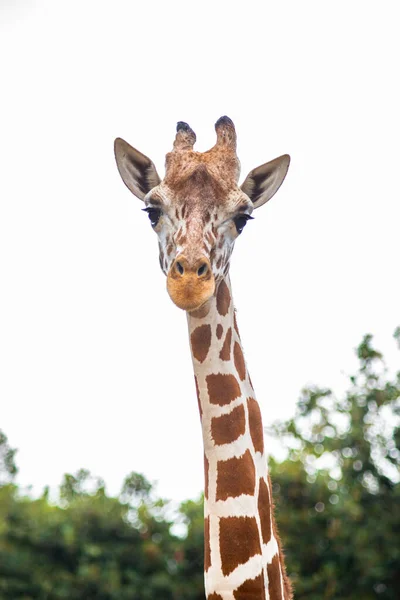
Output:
top-left (1, 0), bottom-right (399, 504)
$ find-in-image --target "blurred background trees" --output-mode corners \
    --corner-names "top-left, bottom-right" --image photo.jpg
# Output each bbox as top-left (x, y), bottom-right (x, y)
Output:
top-left (0, 430), bottom-right (17, 485)
top-left (270, 330), bottom-right (400, 599)
top-left (0, 331), bottom-right (399, 599)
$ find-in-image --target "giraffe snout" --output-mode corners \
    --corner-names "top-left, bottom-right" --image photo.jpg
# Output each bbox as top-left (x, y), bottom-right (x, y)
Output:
top-left (172, 256), bottom-right (210, 279)
top-left (167, 256), bottom-right (215, 311)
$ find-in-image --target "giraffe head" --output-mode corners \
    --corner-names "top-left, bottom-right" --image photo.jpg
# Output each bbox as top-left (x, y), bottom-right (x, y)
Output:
top-left (114, 117), bottom-right (290, 311)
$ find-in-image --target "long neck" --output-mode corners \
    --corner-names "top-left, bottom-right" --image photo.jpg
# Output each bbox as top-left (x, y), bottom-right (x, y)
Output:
top-left (187, 276), bottom-right (291, 600)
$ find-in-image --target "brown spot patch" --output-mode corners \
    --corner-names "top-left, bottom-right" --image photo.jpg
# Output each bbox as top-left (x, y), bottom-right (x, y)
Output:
top-left (233, 342), bottom-right (246, 380)
top-left (204, 516), bottom-right (211, 571)
top-left (269, 493), bottom-right (293, 599)
top-left (219, 327), bottom-right (232, 361)
top-left (191, 324), bottom-right (212, 363)
top-left (216, 449), bottom-right (255, 501)
top-left (204, 455), bottom-right (209, 499)
top-left (233, 573), bottom-right (266, 599)
top-left (206, 373), bottom-right (241, 406)
top-left (208, 595), bottom-right (223, 600)
top-left (216, 279), bottom-right (231, 316)
top-left (166, 242), bottom-right (174, 255)
top-left (258, 477), bottom-right (272, 544)
top-left (175, 227), bottom-right (186, 245)
top-left (216, 324), bottom-right (223, 339)
top-left (219, 516), bottom-right (261, 576)
top-left (178, 234), bottom-right (187, 246)
top-left (247, 397), bottom-right (264, 454)
top-left (211, 404), bottom-right (245, 446)
top-left (267, 554), bottom-right (282, 599)
top-left (195, 376), bottom-right (202, 418)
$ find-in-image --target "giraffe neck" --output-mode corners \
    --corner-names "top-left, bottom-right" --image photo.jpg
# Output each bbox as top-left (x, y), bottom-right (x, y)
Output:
top-left (187, 277), bottom-right (290, 600)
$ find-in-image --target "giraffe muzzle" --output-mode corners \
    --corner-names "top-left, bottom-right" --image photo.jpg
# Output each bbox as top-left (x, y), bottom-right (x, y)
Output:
top-left (167, 256), bottom-right (215, 311)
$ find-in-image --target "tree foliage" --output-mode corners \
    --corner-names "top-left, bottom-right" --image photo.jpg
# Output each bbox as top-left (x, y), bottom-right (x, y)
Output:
top-left (0, 331), bottom-right (399, 598)
top-left (0, 471), bottom-right (199, 599)
top-left (271, 331), bottom-right (400, 599)
top-left (0, 430), bottom-right (17, 484)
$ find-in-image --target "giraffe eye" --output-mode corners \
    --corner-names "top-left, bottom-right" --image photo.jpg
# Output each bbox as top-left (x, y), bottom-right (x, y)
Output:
top-left (143, 207), bottom-right (162, 227)
top-left (233, 214), bottom-right (253, 234)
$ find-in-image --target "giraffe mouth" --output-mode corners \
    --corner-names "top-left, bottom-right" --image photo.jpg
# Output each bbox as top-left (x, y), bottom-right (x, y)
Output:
top-left (166, 272), bottom-right (215, 311)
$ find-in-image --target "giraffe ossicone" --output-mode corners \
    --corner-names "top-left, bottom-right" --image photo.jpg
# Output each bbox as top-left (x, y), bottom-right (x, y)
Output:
top-left (114, 118), bottom-right (292, 600)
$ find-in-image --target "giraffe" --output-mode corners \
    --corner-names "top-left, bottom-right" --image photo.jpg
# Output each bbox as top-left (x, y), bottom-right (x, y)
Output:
top-left (114, 117), bottom-right (292, 600)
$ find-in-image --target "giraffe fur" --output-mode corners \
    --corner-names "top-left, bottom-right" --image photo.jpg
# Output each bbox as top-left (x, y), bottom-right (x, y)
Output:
top-left (114, 117), bottom-right (292, 599)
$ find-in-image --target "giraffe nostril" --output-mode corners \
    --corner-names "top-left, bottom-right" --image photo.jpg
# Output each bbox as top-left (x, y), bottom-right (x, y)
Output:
top-left (176, 261), bottom-right (184, 275)
top-left (197, 263), bottom-right (208, 277)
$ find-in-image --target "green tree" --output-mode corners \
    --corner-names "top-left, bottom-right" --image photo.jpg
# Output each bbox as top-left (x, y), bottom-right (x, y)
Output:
top-left (176, 496), bottom-right (205, 599)
top-left (0, 430), bottom-right (17, 484)
top-left (271, 331), bottom-right (400, 599)
top-left (0, 470), bottom-right (184, 599)
top-left (1, 331), bottom-right (398, 599)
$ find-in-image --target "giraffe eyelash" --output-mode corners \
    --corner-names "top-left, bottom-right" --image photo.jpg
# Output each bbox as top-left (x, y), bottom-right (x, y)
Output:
top-left (143, 206), bottom-right (162, 227)
top-left (233, 213), bottom-right (254, 234)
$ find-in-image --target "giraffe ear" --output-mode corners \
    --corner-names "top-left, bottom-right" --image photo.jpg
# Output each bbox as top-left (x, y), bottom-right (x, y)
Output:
top-left (114, 138), bottom-right (161, 201)
top-left (241, 154), bottom-right (290, 209)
